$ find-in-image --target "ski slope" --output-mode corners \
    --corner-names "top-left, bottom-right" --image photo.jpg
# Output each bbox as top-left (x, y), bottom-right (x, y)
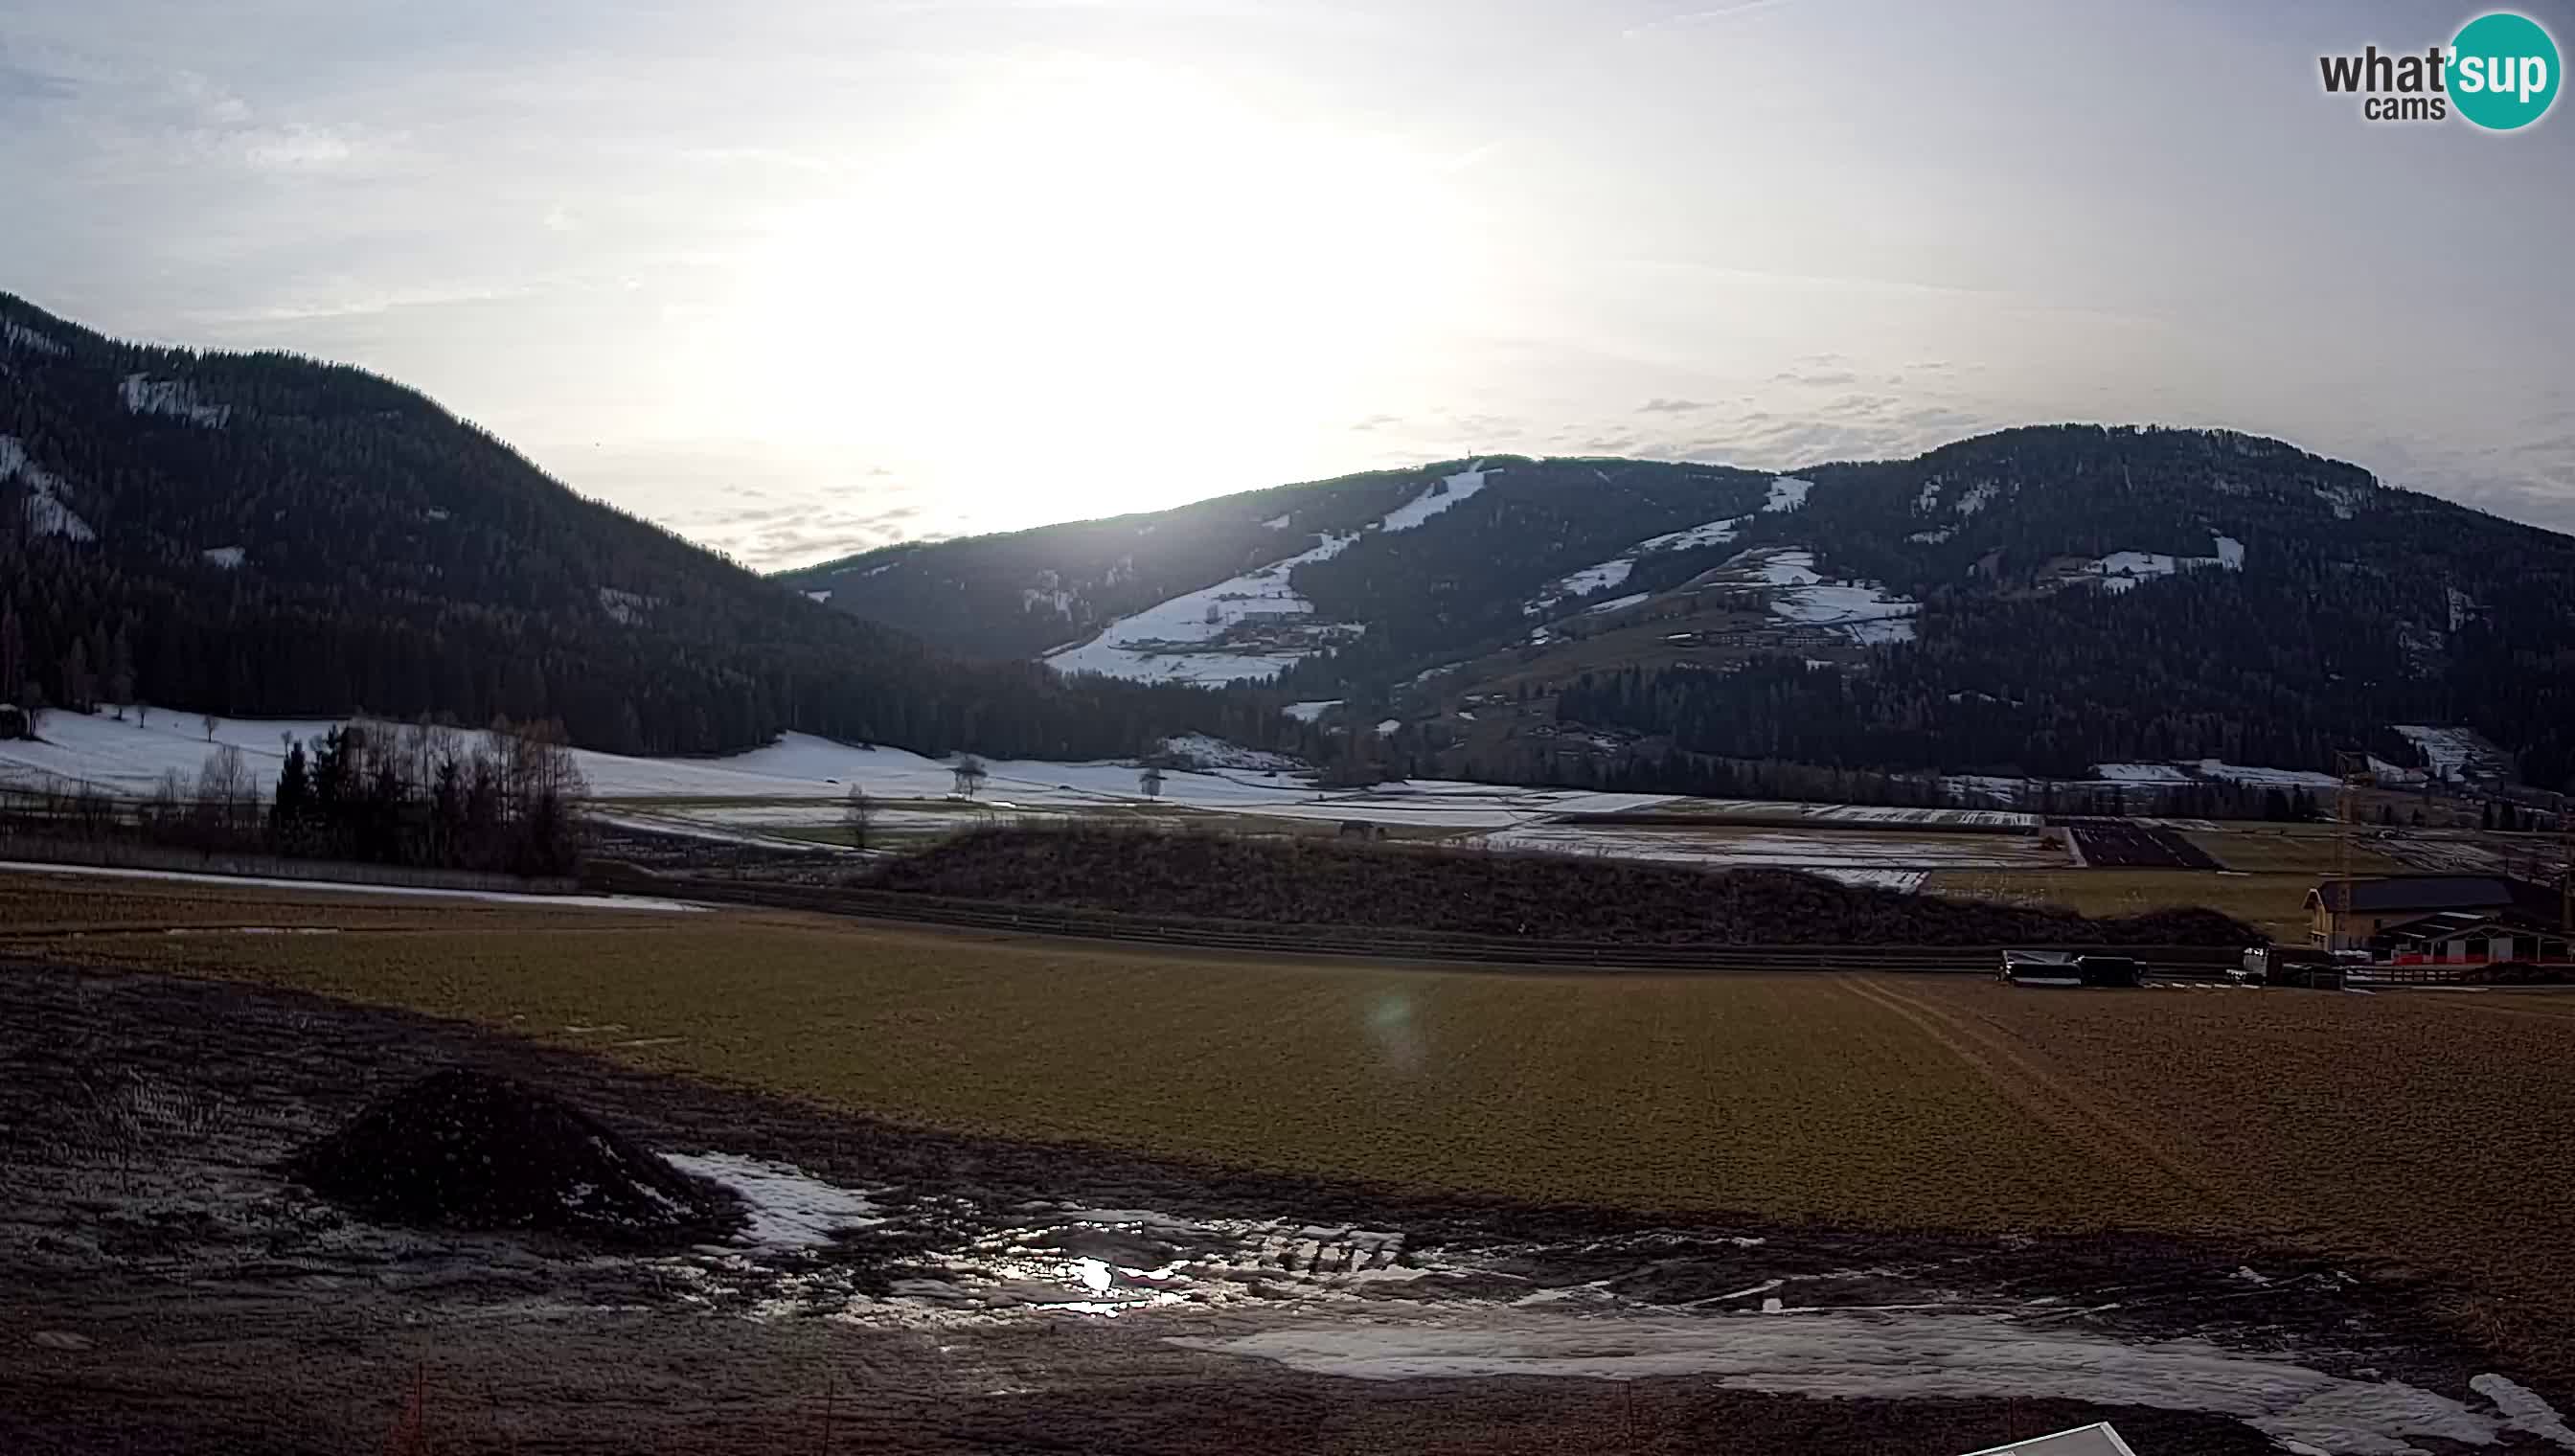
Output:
top-left (1041, 466), bottom-right (1491, 685)
top-left (1523, 513), bottom-right (1747, 618)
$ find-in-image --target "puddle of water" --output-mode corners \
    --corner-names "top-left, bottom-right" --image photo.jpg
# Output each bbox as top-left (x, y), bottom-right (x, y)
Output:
top-left (1170, 1310), bottom-right (2575, 1456)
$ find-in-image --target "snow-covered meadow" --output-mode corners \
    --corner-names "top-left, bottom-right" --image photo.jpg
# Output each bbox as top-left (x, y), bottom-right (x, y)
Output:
top-left (1471, 819), bottom-right (2067, 890)
top-left (0, 705), bottom-right (1672, 833)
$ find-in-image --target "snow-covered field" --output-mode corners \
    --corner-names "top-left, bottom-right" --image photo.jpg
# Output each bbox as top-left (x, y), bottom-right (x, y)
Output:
top-left (2, 706), bottom-right (1671, 832)
top-left (1473, 822), bottom-right (2063, 881)
top-left (1043, 466), bottom-right (1491, 685)
top-left (2074, 759), bottom-right (2347, 791)
top-left (2095, 763), bottom-right (2198, 785)
top-left (1651, 799), bottom-right (2038, 830)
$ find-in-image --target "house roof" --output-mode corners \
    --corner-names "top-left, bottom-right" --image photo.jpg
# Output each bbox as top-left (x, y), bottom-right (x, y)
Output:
top-left (2376, 908), bottom-right (2569, 942)
top-left (2310, 875), bottom-right (2561, 918)
top-left (1958, 1423), bottom-right (2138, 1456)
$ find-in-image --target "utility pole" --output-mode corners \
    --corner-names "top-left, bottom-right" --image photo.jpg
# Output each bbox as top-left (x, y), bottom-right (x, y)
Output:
top-left (2332, 749), bottom-right (2374, 951)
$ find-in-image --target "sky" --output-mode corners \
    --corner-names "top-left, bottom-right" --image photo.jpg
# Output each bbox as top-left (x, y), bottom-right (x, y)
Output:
top-left (4, 0), bottom-right (2573, 567)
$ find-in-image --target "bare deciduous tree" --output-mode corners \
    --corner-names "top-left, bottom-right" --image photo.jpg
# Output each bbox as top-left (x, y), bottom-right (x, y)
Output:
top-left (843, 784), bottom-right (874, 850)
top-left (950, 754), bottom-right (988, 798)
top-left (201, 712), bottom-right (219, 743)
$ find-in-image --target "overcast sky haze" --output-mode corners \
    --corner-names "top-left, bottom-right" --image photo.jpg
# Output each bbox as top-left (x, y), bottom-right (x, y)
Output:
top-left (5, 0), bottom-right (2572, 566)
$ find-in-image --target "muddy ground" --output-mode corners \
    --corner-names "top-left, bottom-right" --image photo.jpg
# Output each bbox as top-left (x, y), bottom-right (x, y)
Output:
top-left (3, 959), bottom-right (2567, 1455)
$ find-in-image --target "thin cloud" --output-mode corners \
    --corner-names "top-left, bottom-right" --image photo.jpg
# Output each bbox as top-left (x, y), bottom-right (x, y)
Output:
top-left (0, 57), bottom-right (76, 104)
top-left (1622, 0), bottom-right (1802, 39)
top-left (1636, 398), bottom-right (1710, 414)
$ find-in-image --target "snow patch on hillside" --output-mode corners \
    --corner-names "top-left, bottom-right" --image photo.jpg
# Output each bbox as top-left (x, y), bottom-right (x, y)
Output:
top-left (803, 588), bottom-right (832, 603)
top-left (202, 546), bottom-right (246, 570)
top-left (1282, 700), bottom-right (1339, 723)
top-left (1042, 466), bottom-right (1503, 685)
top-left (2446, 587), bottom-right (2482, 632)
top-left (1915, 481), bottom-right (1941, 511)
top-left (120, 374), bottom-right (231, 428)
top-left (1262, 513), bottom-right (1291, 529)
top-left (1019, 586), bottom-right (1073, 617)
top-left (1954, 481), bottom-right (2000, 515)
top-left (2393, 724), bottom-right (2483, 781)
top-left (1, 435), bottom-right (96, 542)
top-left (1639, 516), bottom-right (1747, 553)
top-left (1379, 466), bottom-right (1490, 534)
top-left (1583, 592), bottom-right (1651, 616)
top-left (1155, 734), bottom-right (1304, 772)
top-left (1042, 529), bottom-right (1361, 685)
top-left (2191, 761), bottom-right (2342, 788)
top-left (1525, 558), bottom-right (1633, 615)
top-left (1525, 516), bottom-right (1746, 617)
top-left (2, 320), bottom-right (66, 355)
top-left (1762, 476), bottom-right (1812, 513)
top-left (2315, 483), bottom-right (2367, 520)
top-left (1906, 528), bottom-right (1954, 545)
top-left (2081, 536), bottom-right (2243, 593)
top-left (597, 587), bottom-right (654, 626)
top-left (2095, 763), bottom-right (2197, 785)
top-left (1751, 549), bottom-right (1918, 644)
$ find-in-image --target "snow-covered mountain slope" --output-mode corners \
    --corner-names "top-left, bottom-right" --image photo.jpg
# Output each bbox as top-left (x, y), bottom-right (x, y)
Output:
top-left (1037, 466), bottom-right (1496, 685)
top-left (784, 424), bottom-right (2575, 789)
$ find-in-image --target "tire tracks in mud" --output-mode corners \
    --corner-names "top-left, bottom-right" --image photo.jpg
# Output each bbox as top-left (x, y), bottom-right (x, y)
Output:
top-left (1836, 975), bottom-right (2244, 1224)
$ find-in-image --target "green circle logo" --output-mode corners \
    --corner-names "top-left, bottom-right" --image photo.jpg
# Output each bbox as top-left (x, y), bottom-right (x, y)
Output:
top-left (2451, 11), bottom-right (2561, 129)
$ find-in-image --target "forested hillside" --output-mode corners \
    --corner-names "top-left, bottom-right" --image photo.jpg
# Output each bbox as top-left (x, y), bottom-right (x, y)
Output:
top-left (788, 424), bottom-right (2575, 792)
top-left (1541, 428), bottom-right (2575, 787)
top-left (0, 292), bottom-right (1249, 759)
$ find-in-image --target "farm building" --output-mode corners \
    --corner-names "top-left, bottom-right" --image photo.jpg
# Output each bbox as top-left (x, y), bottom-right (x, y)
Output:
top-left (2371, 909), bottom-right (2572, 967)
top-left (2307, 874), bottom-right (2564, 950)
top-left (1958, 1422), bottom-right (2137, 1456)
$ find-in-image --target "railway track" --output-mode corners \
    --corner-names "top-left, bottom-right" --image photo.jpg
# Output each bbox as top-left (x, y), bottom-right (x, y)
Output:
top-left (652, 875), bottom-right (2245, 976)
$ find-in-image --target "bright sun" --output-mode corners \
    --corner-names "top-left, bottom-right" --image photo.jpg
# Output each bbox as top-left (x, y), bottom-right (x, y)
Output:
top-left (706, 57), bottom-right (1483, 528)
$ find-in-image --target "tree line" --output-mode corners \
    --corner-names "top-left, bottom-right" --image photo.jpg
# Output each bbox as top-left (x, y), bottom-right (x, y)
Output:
top-left (0, 717), bottom-right (588, 876)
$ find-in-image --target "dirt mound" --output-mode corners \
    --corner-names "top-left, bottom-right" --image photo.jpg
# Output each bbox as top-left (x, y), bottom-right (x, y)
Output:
top-left (868, 826), bottom-right (2262, 947)
top-left (287, 1067), bottom-right (741, 1246)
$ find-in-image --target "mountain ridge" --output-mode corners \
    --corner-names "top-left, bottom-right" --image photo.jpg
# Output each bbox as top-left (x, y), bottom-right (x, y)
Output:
top-left (0, 290), bottom-right (1255, 762)
top-left (780, 425), bottom-right (2575, 791)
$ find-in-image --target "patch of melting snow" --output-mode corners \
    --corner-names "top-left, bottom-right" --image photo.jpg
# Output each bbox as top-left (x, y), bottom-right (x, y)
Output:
top-left (1379, 466), bottom-right (1490, 533)
top-left (664, 1152), bottom-right (884, 1249)
top-left (1172, 1311), bottom-right (2575, 1454)
top-left (2472, 1375), bottom-right (2575, 1446)
top-left (160, 925), bottom-right (341, 937)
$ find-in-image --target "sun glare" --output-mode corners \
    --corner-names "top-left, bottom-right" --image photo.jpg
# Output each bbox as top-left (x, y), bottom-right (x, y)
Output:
top-left (708, 59), bottom-right (1483, 529)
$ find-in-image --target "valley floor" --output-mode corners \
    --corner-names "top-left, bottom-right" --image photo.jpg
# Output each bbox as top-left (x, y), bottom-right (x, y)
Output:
top-left (9, 876), bottom-right (2575, 1453)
